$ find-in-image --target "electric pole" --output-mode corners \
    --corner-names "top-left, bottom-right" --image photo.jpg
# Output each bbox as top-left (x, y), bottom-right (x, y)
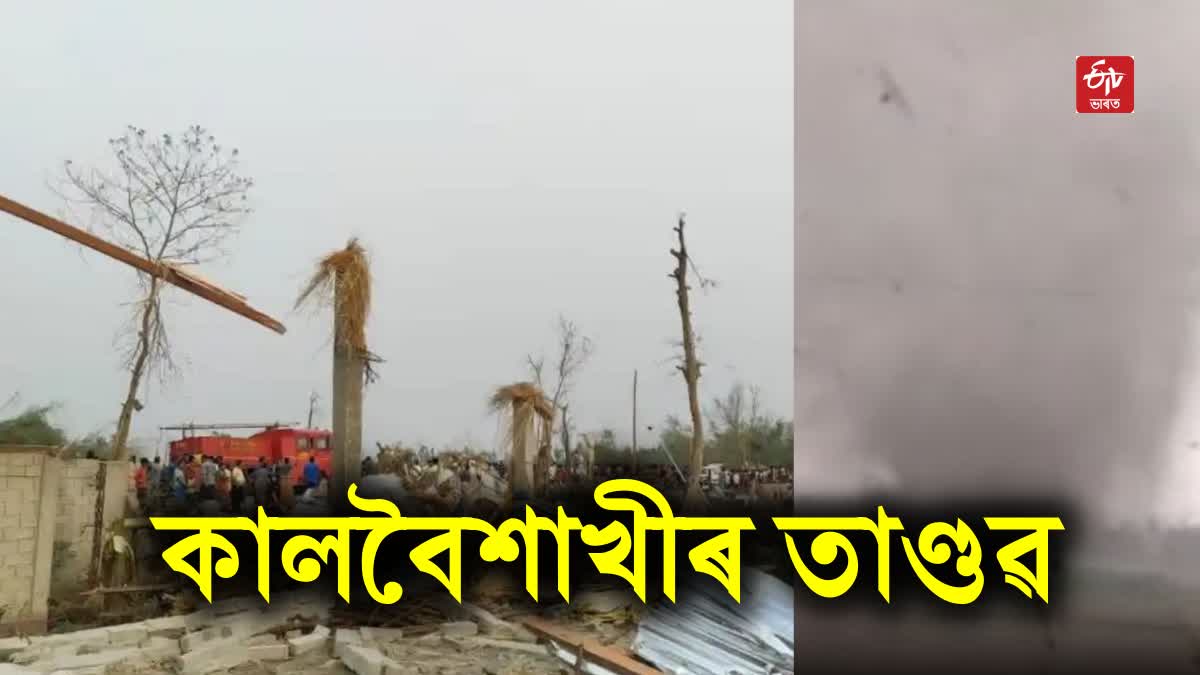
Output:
top-left (632, 369), bottom-right (639, 473)
top-left (307, 391), bottom-right (319, 428)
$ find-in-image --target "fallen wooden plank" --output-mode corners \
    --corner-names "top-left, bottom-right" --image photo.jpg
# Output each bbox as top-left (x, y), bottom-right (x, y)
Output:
top-left (519, 616), bottom-right (662, 675)
top-left (163, 262), bottom-right (247, 302)
top-left (0, 193), bottom-right (286, 335)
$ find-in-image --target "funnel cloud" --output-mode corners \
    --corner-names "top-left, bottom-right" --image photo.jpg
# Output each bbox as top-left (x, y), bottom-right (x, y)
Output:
top-left (795, 1), bottom-right (1200, 525)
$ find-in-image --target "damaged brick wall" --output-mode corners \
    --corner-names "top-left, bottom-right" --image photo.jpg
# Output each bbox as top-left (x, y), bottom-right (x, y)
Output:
top-left (0, 448), bottom-right (127, 636)
top-left (52, 459), bottom-right (106, 595)
top-left (0, 447), bottom-right (60, 636)
top-left (50, 458), bottom-right (127, 596)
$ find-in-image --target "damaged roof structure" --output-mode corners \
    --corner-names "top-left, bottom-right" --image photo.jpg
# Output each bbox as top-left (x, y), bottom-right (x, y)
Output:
top-left (632, 567), bottom-right (794, 675)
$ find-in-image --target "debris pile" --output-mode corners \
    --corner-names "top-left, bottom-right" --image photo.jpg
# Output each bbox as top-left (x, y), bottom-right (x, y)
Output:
top-left (1, 591), bottom-right (328, 675)
top-left (631, 568), bottom-right (793, 675)
top-left (2, 584), bottom-right (662, 675)
top-left (332, 615), bottom-right (564, 675)
top-left (372, 445), bottom-right (507, 513)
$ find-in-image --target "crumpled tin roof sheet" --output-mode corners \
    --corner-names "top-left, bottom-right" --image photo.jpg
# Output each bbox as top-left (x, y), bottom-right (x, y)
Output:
top-left (632, 567), bottom-right (794, 675)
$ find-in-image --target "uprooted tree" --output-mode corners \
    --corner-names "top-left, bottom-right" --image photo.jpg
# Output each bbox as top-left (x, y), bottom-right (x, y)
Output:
top-left (56, 125), bottom-right (254, 459)
top-left (669, 213), bottom-right (714, 509)
top-left (527, 314), bottom-right (594, 494)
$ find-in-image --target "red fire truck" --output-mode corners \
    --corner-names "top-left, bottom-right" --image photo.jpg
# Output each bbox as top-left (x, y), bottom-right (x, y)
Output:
top-left (164, 422), bottom-right (333, 485)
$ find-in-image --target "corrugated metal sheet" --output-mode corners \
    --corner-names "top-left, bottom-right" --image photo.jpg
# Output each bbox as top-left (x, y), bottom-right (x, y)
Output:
top-left (632, 568), bottom-right (793, 675)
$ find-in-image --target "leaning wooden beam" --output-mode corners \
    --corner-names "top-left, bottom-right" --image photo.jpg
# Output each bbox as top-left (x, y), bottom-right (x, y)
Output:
top-left (0, 193), bottom-right (286, 335)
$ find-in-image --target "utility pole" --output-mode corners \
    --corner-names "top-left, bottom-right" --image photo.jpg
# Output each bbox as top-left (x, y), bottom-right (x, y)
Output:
top-left (307, 391), bottom-right (319, 428)
top-left (632, 369), bottom-right (639, 473)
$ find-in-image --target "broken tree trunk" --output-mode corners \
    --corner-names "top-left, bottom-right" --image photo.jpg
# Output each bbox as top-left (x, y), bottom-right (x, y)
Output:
top-left (510, 399), bottom-right (535, 497)
top-left (491, 382), bottom-right (550, 499)
top-left (296, 239), bottom-right (374, 514)
top-left (670, 215), bottom-right (706, 510)
top-left (112, 278), bottom-right (160, 460)
top-left (331, 285), bottom-right (364, 514)
top-left (534, 420), bottom-right (552, 495)
top-left (560, 403), bottom-right (572, 471)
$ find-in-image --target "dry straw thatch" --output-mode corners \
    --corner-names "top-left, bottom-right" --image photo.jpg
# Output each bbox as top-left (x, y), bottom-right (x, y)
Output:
top-left (488, 382), bottom-right (555, 421)
top-left (296, 238), bottom-right (381, 382)
top-left (489, 382), bottom-right (554, 488)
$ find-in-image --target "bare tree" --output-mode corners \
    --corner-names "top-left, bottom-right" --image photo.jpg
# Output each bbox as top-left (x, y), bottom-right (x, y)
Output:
top-left (669, 213), bottom-right (714, 509)
top-left (56, 125), bottom-right (253, 459)
top-left (559, 402), bottom-right (572, 464)
top-left (0, 392), bottom-right (19, 415)
top-left (706, 381), bottom-right (763, 467)
top-left (527, 314), bottom-right (594, 493)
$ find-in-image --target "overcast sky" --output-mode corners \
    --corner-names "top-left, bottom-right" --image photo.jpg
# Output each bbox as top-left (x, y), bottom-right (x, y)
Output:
top-left (797, 1), bottom-right (1200, 523)
top-left (0, 1), bottom-right (792, 454)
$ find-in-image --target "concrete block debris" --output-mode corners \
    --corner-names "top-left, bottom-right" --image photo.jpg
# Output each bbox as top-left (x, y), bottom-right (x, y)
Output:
top-left (438, 621), bottom-right (478, 638)
top-left (5, 589), bottom-right (634, 675)
top-left (288, 624), bottom-right (331, 656)
top-left (248, 642), bottom-right (291, 661)
top-left (340, 643), bottom-right (402, 675)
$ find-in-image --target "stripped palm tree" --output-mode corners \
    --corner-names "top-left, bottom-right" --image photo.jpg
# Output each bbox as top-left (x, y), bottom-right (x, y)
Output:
top-left (489, 382), bottom-right (554, 498)
top-left (295, 238), bottom-right (381, 512)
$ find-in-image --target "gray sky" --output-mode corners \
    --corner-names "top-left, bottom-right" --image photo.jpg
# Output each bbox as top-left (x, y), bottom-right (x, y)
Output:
top-left (0, 1), bottom-right (792, 453)
top-left (796, 0), bottom-right (1200, 523)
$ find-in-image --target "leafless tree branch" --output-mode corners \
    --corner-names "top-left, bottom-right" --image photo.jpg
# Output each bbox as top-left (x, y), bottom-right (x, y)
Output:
top-left (526, 313), bottom-right (594, 493)
top-left (55, 125), bottom-right (253, 458)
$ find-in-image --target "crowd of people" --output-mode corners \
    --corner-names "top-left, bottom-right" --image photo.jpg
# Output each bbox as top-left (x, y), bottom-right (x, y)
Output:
top-left (129, 454), bottom-right (330, 516)
top-left (129, 451), bottom-right (793, 515)
top-left (704, 465), bottom-right (792, 490)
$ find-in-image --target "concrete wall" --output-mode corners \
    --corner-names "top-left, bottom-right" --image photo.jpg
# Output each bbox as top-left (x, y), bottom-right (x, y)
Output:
top-left (51, 458), bottom-right (126, 596)
top-left (0, 448), bottom-right (127, 636)
top-left (0, 447), bottom-right (60, 636)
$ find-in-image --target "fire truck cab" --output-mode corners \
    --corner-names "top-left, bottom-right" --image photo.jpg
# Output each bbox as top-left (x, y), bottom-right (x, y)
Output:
top-left (166, 424), bottom-right (333, 486)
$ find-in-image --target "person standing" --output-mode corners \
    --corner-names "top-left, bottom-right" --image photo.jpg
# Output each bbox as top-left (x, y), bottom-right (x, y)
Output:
top-left (303, 456), bottom-right (321, 494)
top-left (216, 459), bottom-right (232, 512)
top-left (230, 461), bottom-right (246, 514)
top-left (277, 457), bottom-right (295, 513)
top-left (147, 457), bottom-right (162, 507)
top-left (253, 458), bottom-right (272, 513)
top-left (184, 456), bottom-right (201, 506)
top-left (160, 458), bottom-right (175, 504)
top-left (172, 458), bottom-right (189, 511)
top-left (200, 455), bottom-right (218, 501)
top-left (134, 458), bottom-right (149, 511)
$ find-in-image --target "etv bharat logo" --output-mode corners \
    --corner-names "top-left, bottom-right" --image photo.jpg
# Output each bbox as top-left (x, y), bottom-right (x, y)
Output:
top-left (1076, 56), bottom-right (1134, 114)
